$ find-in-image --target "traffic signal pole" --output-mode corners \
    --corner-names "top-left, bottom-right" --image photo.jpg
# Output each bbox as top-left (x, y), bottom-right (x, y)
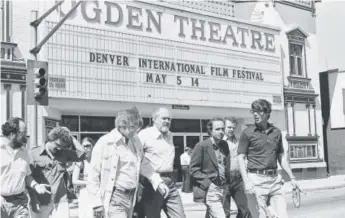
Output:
top-left (29, 1), bottom-right (82, 147)
top-left (31, 10), bottom-right (38, 147)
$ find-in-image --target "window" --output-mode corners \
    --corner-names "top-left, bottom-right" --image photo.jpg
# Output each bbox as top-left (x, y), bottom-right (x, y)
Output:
top-left (289, 43), bottom-right (304, 76)
top-left (289, 144), bottom-right (317, 160)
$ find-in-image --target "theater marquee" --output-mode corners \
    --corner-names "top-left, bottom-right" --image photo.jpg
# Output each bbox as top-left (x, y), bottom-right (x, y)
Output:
top-left (46, 1), bottom-right (283, 109)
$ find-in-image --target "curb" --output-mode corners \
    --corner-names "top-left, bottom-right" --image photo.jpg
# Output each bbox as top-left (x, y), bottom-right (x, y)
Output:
top-left (284, 183), bottom-right (345, 195)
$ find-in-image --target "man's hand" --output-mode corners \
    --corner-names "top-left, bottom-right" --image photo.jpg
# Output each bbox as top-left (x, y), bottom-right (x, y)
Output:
top-left (290, 178), bottom-right (299, 190)
top-left (157, 182), bottom-right (169, 198)
top-left (93, 205), bottom-right (104, 218)
top-left (244, 180), bottom-right (255, 194)
top-left (34, 184), bottom-right (51, 195)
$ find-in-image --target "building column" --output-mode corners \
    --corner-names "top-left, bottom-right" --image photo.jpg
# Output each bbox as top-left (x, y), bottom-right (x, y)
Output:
top-left (284, 102), bottom-right (290, 136)
top-left (307, 104), bottom-right (312, 136)
top-left (20, 85), bottom-right (26, 122)
top-left (313, 104), bottom-right (317, 136)
top-left (4, 83), bottom-right (12, 120)
top-left (291, 103), bottom-right (296, 136)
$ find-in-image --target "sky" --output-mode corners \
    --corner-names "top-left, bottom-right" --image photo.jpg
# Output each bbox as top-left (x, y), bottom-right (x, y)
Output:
top-left (316, 0), bottom-right (345, 71)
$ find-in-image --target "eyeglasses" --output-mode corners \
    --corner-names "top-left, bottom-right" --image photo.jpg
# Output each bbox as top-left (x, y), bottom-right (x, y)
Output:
top-left (250, 109), bottom-right (265, 114)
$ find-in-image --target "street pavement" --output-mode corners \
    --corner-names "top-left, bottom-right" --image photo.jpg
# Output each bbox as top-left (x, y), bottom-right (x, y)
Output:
top-left (69, 175), bottom-right (345, 218)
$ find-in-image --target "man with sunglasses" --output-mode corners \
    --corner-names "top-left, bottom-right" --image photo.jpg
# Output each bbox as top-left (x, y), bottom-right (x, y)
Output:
top-left (29, 126), bottom-right (87, 218)
top-left (237, 99), bottom-right (298, 218)
top-left (87, 107), bottom-right (169, 218)
top-left (1, 117), bottom-right (51, 218)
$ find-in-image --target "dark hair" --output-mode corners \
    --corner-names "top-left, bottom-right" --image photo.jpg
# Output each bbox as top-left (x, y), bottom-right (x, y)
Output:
top-left (206, 117), bottom-right (225, 136)
top-left (47, 127), bottom-right (73, 148)
top-left (224, 117), bottom-right (238, 126)
top-left (82, 137), bottom-right (95, 147)
top-left (251, 99), bottom-right (272, 115)
top-left (2, 117), bottom-right (24, 136)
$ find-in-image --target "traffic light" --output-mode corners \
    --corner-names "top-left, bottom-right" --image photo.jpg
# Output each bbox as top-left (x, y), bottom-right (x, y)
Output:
top-left (27, 60), bottom-right (49, 106)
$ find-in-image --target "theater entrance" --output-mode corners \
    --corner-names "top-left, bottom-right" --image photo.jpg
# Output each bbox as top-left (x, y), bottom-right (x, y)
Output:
top-left (172, 133), bottom-right (208, 182)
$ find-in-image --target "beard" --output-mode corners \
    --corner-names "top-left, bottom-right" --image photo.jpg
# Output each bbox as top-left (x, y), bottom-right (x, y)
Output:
top-left (12, 136), bottom-right (26, 149)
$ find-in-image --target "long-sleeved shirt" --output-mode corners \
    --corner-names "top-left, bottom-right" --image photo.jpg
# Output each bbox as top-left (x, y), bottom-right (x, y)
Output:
top-left (87, 128), bottom-right (163, 217)
top-left (0, 137), bottom-right (31, 196)
top-left (138, 126), bottom-right (175, 173)
top-left (29, 142), bottom-right (86, 205)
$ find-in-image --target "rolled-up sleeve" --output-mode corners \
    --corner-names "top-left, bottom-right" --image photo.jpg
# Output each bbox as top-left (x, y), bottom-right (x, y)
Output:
top-left (87, 138), bottom-right (104, 207)
top-left (138, 134), bottom-right (163, 190)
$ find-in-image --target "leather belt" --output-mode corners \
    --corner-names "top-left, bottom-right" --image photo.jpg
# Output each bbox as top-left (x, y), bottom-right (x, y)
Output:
top-left (248, 169), bottom-right (277, 176)
top-left (159, 171), bottom-right (174, 178)
top-left (113, 187), bottom-right (136, 196)
top-left (1, 192), bottom-right (26, 202)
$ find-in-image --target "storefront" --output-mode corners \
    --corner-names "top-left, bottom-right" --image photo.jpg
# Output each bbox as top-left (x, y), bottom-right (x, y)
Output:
top-left (36, 0), bottom-right (283, 181)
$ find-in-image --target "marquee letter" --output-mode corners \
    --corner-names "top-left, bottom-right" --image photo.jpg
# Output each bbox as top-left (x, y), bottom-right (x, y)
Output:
top-left (81, 1), bottom-right (101, 23)
top-left (146, 9), bottom-right (162, 33)
top-left (208, 22), bottom-right (221, 43)
top-left (250, 30), bottom-right (264, 50)
top-left (105, 1), bottom-right (123, 26)
top-left (223, 25), bottom-right (239, 47)
top-left (127, 5), bottom-right (143, 31)
top-left (237, 27), bottom-right (249, 48)
top-left (174, 15), bottom-right (189, 38)
top-left (265, 33), bottom-right (276, 52)
top-left (191, 18), bottom-right (206, 41)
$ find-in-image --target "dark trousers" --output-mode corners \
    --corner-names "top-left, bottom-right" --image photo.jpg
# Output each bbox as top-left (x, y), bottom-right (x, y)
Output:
top-left (181, 166), bottom-right (192, 193)
top-left (142, 177), bottom-right (186, 218)
top-left (223, 175), bottom-right (251, 218)
top-left (1, 193), bottom-right (29, 218)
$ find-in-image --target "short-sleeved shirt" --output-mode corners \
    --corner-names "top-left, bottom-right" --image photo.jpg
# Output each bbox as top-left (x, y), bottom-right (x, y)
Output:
top-left (0, 137), bottom-right (31, 196)
top-left (30, 145), bottom-right (85, 205)
top-left (238, 124), bottom-right (284, 170)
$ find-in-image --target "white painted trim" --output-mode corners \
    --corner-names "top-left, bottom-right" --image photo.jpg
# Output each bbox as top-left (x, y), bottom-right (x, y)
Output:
top-left (290, 161), bottom-right (326, 169)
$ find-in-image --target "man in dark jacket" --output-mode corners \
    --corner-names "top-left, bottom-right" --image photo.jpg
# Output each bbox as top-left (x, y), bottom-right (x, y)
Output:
top-left (190, 117), bottom-right (231, 218)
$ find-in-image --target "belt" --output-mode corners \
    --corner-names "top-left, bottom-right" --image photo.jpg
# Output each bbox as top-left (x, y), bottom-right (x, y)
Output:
top-left (2, 192), bottom-right (26, 202)
top-left (248, 169), bottom-right (277, 176)
top-left (159, 171), bottom-right (174, 178)
top-left (113, 187), bottom-right (136, 196)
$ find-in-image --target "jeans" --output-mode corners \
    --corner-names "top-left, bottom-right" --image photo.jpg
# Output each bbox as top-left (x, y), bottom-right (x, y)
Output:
top-left (246, 173), bottom-right (288, 218)
top-left (1, 193), bottom-right (29, 218)
top-left (108, 188), bottom-right (135, 218)
top-left (223, 174), bottom-right (251, 218)
top-left (142, 177), bottom-right (185, 218)
top-left (205, 183), bottom-right (226, 218)
top-left (30, 200), bottom-right (69, 218)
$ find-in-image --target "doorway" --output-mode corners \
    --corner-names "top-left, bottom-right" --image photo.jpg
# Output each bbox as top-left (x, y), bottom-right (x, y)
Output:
top-left (172, 133), bottom-right (208, 182)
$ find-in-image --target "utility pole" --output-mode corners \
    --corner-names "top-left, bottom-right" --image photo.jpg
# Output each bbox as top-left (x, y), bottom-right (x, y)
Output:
top-left (29, 1), bottom-right (82, 147)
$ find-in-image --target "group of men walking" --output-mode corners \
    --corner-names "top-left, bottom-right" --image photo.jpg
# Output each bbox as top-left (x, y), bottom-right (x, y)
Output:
top-left (1, 98), bottom-right (298, 218)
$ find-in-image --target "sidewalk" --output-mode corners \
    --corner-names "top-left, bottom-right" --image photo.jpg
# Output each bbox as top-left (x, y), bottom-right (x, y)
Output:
top-left (179, 175), bottom-right (345, 211)
top-left (69, 175), bottom-right (345, 217)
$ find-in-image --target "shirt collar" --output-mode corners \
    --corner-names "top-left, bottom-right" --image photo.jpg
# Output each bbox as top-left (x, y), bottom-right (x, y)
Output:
top-left (223, 135), bottom-right (237, 142)
top-left (254, 123), bottom-right (274, 133)
top-left (151, 125), bottom-right (171, 139)
top-left (112, 128), bottom-right (127, 145)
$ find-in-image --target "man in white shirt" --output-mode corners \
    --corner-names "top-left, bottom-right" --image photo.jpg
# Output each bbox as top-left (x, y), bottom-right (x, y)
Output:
top-left (223, 117), bottom-right (251, 218)
top-left (180, 147), bottom-right (192, 193)
top-left (87, 107), bottom-right (169, 218)
top-left (138, 108), bottom-right (186, 218)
